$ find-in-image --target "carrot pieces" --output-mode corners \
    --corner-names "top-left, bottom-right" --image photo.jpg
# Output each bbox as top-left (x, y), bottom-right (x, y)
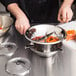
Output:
top-left (66, 30), bottom-right (76, 41)
top-left (66, 30), bottom-right (76, 35)
top-left (46, 36), bottom-right (59, 42)
top-left (32, 36), bottom-right (59, 43)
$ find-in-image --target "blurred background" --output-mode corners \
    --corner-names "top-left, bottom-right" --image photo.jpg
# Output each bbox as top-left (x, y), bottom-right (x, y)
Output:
top-left (0, 2), bottom-right (10, 16)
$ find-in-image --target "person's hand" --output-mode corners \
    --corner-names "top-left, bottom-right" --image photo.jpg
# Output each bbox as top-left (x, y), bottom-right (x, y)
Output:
top-left (15, 15), bottom-right (30, 35)
top-left (58, 4), bottom-right (73, 23)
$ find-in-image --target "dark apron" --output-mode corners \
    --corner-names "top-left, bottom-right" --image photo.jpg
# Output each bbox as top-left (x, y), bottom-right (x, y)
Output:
top-left (18, 0), bottom-right (59, 24)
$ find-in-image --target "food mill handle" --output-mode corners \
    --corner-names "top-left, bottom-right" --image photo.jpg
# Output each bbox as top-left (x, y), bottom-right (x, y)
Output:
top-left (25, 46), bottom-right (30, 50)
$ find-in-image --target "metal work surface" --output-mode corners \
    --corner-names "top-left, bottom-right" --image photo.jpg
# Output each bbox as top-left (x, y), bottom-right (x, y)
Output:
top-left (0, 22), bottom-right (76, 76)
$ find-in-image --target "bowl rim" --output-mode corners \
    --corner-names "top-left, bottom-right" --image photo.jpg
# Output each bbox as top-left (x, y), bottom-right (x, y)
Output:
top-left (25, 24), bottom-right (65, 45)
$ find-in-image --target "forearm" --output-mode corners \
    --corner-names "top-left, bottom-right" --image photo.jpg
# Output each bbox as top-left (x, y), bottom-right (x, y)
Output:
top-left (7, 3), bottom-right (30, 34)
top-left (7, 3), bottom-right (27, 19)
top-left (63, 0), bottom-right (74, 7)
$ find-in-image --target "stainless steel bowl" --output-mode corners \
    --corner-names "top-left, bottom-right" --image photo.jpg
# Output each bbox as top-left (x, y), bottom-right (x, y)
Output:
top-left (0, 15), bottom-right (13, 36)
top-left (5, 57), bottom-right (31, 76)
top-left (25, 24), bottom-right (66, 57)
top-left (0, 42), bottom-right (17, 57)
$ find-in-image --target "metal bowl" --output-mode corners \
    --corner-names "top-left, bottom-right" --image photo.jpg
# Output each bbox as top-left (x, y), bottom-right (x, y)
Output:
top-left (25, 24), bottom-right (66, 45)
top-left (0, 15), bottom-right (13, 36)
top-left (0, 42), bottom-right (17, 57)
top-left (25, 24), bottom-right (66, 57)
top-left (5, 57), bottom-right (31, 76)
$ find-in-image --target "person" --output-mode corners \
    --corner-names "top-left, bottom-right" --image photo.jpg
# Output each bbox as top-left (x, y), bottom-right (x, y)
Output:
top-left (0, 0), bottom-right (74, 35)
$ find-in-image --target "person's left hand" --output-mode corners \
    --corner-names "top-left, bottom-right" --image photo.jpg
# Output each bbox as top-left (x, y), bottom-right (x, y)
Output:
top-left (58, 4), bottom-right (73, 23)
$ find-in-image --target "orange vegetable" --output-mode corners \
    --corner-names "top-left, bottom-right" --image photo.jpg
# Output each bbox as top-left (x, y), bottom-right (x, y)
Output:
top-left (66, 30), bottom-right (76, 35)
top-left (46, 36), bottom-right (59, 42)
top-left (66, 30), bottom-right (76, 40)
top-left (32, 36), bottom-right (59, 43)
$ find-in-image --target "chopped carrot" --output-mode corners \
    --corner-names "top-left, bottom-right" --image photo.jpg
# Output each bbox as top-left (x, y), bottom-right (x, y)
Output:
top-left (66, 30), bottom-right (76, 35)
top-left (66, 30), bottom-right (76, 41)
top-left (32, 36), bottom-right (59, 43)
top-left (46, 36), bottom-right (59, 43)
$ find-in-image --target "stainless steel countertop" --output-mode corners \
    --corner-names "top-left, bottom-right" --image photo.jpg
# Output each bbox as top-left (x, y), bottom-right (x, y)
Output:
top-left (0, 25), bottom-right (76, 76)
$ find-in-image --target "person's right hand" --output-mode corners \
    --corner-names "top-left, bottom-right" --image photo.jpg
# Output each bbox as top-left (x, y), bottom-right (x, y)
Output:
top-left (58, 2), bottom-right (73, 23)
top-left (15, 15), bottom-right (30, 35)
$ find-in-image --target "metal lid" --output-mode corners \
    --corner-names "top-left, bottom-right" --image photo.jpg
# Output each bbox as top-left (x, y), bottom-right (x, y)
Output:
top-left (0, 42), bottom-right (17, 57)
top-left (25, 24), bottom-right (66, 45)
top-left (5, 57), bottom-right (31, 76)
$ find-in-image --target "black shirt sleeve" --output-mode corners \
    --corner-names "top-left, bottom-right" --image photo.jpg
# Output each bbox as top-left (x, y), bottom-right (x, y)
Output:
top-left (0, 0), bottom-right (18, 7)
